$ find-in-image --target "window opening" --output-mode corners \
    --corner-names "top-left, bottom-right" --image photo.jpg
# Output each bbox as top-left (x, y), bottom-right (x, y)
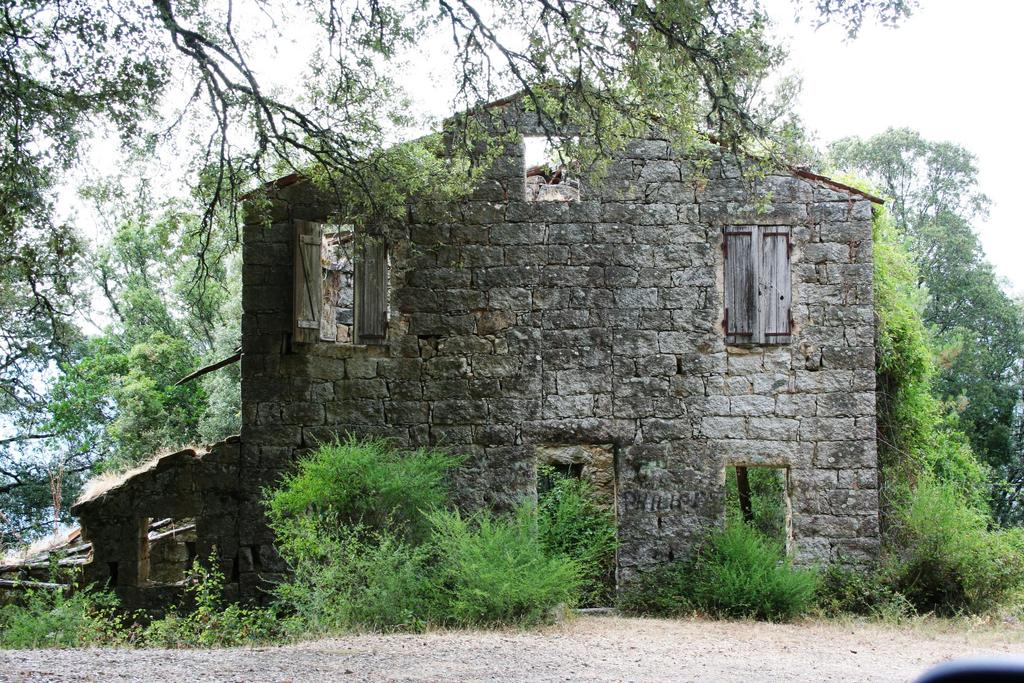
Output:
top-left (537, 461), bottom-right (584, 495)
top-left (145, 517), bottom-right (198, 585)
top-left (523, 136), bottom-right (581, 202)
top-left (724, 465), bottom-right (791, 548)
top-left (321, 230), bottom-right (355, 343)
top-left (293, 220), bottom-right (389, 345)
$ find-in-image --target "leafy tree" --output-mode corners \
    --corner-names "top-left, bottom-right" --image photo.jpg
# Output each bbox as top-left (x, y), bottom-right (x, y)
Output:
top-left (1, 182), bottom-right (242, 542)
top-left (829, 129), bottom-right (1024, 521)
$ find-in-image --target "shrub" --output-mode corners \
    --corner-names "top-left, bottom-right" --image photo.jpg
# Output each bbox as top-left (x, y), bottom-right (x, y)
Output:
top-left (271, 520), bottom-right (433, 634)
top-left (537, 470), bottom-right (617, 607)
top-left (816, 564), bottom-right (913, 621)
top-left (144, 559), bottom-right (280, 647)
top-left (427, 504), bottom-right (581, 627)
top-left (267, 439), bottom-right (581, 632)
top-left (265, 438), bottom-right (462, 542)
top-left (0, 583), bottom-right (121, 648)
top-left (689, 523), bottom-right (818, 621)
top-left (887, 475), bottom-right (1024, 615)
top-left (618, 524), bottom-right (818, 622)
top-left (616, 561), bottom-right (693, 616)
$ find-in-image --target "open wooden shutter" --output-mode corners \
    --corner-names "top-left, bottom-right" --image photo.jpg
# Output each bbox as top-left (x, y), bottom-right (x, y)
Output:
top-left (723, 227), bottom-right (756, 345)
top-left (354, 235), bottom-right (388, 344)
top-left (759, 228), bottom-right (792, 345)
top-left (293, 220), bottom-right (323, 344)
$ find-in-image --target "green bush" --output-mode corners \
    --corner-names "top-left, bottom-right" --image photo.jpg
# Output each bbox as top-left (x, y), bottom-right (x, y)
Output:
top-left (690, 524), bottom-right (819, 621)
top-left (267, 439), bottom-right (582, 632)
top-left (537, 470), bottom-right (617, 607)
top-left (615, 561), bottom-right (692, 617)
top-left (427, 504), bottom-right (581, 626)
top-left (265, 438), bottom-right (462, 542)
top-left (272, 520), bottom-right (433, 633)
top-left (144, 559), bottom-right (280, 647)
top-left (0, 583), bottom-right (121, 648)
top-left (618, 524), bottom-right (818, 622)
top-left (887, 476), bottom-right (1024, 615)
top-left (816, 564), bottom-right (913, 620)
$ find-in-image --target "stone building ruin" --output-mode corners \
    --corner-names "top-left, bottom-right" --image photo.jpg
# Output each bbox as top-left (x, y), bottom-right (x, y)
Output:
top-left (69, 98), bottom-right (882, 605)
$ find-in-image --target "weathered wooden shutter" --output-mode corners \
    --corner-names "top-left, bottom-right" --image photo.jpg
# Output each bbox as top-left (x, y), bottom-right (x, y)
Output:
top-left (354, 235), bottom-right (388, 344)
top-left (723, 226), bottom-right (756, 345)
top-left (292, 220), bottom-right (323, 344)
top-left (759, 228), bottom-right (792, 345)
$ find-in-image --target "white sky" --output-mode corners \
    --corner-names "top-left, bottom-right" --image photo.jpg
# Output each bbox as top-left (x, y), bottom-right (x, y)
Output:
top-left (763, 0), bottom-right (1023, 294)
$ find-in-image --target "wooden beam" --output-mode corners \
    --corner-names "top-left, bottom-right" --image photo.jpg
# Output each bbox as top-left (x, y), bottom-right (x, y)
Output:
top-left (174, 348), bottom-right (242, 386)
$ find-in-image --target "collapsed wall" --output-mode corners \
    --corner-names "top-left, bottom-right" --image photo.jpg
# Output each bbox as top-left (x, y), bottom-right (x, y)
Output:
top-left (70, 437), bottom-right (261, 609)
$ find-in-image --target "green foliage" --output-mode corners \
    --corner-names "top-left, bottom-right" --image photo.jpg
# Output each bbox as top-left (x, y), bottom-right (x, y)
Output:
top-left (724, 466), bottom-right (787, 541)
top-left (887, 475), bottom-right (1024, 615)
top-left (536, 469), bottom-right (617, 607)
top-left (816, 564), bottom-right (913, 621)
top-left (0, 562), bottom-right (280, 649)
top-left (689, 524), bottom-right (819, 621)
top-left (0, 584), bottom-right (121, 649)
top-left (428, 505), bottom-right (581, 627)
top-left (268, 439), bottom-right (580, 632)
top-left (47, 332), bottom-right (209, 470)
top-left (618, 524), bottom-right (818, 622)
top-left (143, 559), bottom-right (280, 647)
top-left (872, 207), bottom-right (987, 507)
top-left (271, 520), bottom-right (433, 634)
top-left (831, 132), bottom-right (1024, 521)
top-left (265, 438), bottom-right (462, 543)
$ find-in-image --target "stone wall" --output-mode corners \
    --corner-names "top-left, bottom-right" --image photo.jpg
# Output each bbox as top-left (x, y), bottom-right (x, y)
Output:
top-left (238, 106), bottom-right (879, 594)
top-left (71, 438), bottom-right (252, 609)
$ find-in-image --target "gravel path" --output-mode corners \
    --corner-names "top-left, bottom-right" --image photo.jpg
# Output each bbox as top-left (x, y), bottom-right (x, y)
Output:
top-left (3, 615), bottom-right (1023, 683)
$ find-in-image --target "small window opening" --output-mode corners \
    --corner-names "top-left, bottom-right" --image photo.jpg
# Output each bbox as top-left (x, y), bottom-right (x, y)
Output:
top-left (107, 561), bottom-right (119, 586)
top-left (725, 465), bottom-right (791, 548)
top-left (145, 517), bottom-right (198, 585)
top-left (321, 229), bottom-right (355, 343)
top-left (524, 136), bottom-right (581, 202)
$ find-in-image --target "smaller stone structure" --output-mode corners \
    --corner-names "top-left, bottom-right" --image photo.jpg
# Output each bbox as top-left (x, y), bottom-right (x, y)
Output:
top-left (69, 437), bottom-right (264, 609)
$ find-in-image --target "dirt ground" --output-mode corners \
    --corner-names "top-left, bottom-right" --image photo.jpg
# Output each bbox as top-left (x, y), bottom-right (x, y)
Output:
top-left (2, 615), bottom-right (1024, 683)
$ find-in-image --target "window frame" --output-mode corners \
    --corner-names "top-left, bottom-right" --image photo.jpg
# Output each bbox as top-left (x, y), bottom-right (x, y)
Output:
top-left (292, 219), bottom-right (389, 346)
top-left (722, 225), bottom-right (793, 346)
